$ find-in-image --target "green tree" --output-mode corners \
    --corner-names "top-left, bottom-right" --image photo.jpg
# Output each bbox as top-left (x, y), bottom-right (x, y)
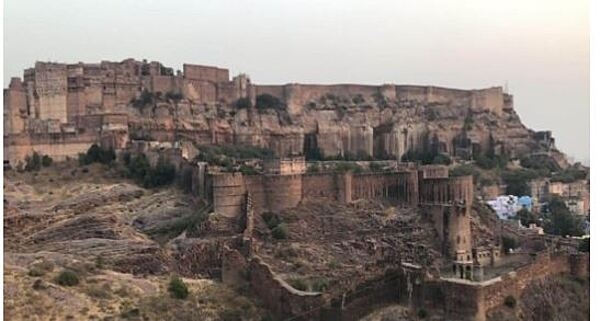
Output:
top-left (432, 154), bottom-right (452, 165)
top-left (335, 162), bottom-right (363, 173)
top-left (272, 223), bottom-right (288, 240)
top-left (168, 276), bottom-right (189, 299)
top-left (234, 97), bottom-right (252, 109)
top-left (517, 208), bottom-right (536, 226)
top-left (307, 164), bottom-right (320, 173)
top-left (41, 155), bottom-right (53, 167)
top-left (504, 295), bottom-right (517, 308)
top-left (369, 162), bottom-right (384, 172)
top-left (24, 152), bottom-right (42, 171)
top-left (255, 94), bottom-right (284, 110)
top-left (502, 236), bottom-right (520, 254)
top-left (80, 144), bottom-right (115, 165)
top-left (56, 270), bottom-right (80, 287)
top-left (543, 196), bottom-right (585, 236)
top-left (502, 169), bottom-right (538, 196)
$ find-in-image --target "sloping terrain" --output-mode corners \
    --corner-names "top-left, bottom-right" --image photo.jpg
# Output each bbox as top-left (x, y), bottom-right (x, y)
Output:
top-left (486, 276), bottom-right (589, 321)
top-left (255, 199), bottom-right (442, 296)
top-left (3, 162), bottom-right (267, 320)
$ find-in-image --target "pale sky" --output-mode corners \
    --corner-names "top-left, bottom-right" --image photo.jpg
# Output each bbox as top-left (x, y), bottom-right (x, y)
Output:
top-left (4, 0), bottom-right (589, 164)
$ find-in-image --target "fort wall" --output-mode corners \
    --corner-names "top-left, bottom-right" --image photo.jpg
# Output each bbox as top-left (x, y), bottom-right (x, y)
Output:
top-left (263, 157), bottom-right (306, 175)
top-left (151, 75), bottom-right (180, 94)
top-left (4, 78), bottom-right (27, 134)
top-left (5, 60), bottom-right (514, 167)
top-left (183, 64), bottom-right (229, 83)
top-left (245, 174), bottom-right (303, 213)
top-left (247, 256), bottom-right (322, 320)
top-left (209, 169), bottom-right (422, 217)
top-left (351, 171), bottom-right (419, 206)
top-left (418, 164), bottom-right (449, 179)
top-left (241, 252), bottom-right (428, 321)
top-left (437, 251), bottom-right (589, 321)
top-left (254, 85), bottom-right (287, 102)
top-left (419, 175), bottom-right (473, 258)
top-left (419, 176), bottom-right (474, 206)
top-left (301, 173), bottom-right (339, 200)
top-left (34, 62), bottom-right (68, 123)
top-left (4, 135), bottom-right (96, 165)
top-left (212, 173), bottom-right (246, 218)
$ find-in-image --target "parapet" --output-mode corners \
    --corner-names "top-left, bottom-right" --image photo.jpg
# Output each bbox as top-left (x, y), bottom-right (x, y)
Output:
top-left (183, 64), bottom-right (229, 83)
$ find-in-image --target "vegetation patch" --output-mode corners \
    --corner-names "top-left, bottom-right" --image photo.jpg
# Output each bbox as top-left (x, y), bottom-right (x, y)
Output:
top-left (79, 144), bottom-right (116, 166)
top-left (23, 152), bottom-right (53, 171)
top-left (234, 97), bottom-right (252, 109)
top-left (401, 150), bottom-right (451, 165)
top-left (542, 196), bottom-right (585, 237)
top-left (195, 144), bottom-right (275, 169)
top-left (168, 276), bottom-right (189, 299)
top-left (504, 295), bottom-right (517, 308)
top-left (334, 162), bottom-right (363, 173)
top-left (271, 224), bottom-right (289, 240)
top-left (124, 153), bottom-right (176, 188)
top-left (56, 270), bottom-right (80, 287)
top-left (310, 277), bottom-right (329, 292)
top-left (501, 236), bottom-right (520, 254)
top-left (255, 94), bottom-right (285, 111)
top-left (287, 278), bottom-right (309, 291)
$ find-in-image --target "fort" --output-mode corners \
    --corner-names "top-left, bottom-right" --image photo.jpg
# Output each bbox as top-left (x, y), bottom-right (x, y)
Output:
top-left (3, 59), bottom-right (586, 321)
top-left (4, 59), bottom-right (532, 168)
top-left (207, 157), bottom-right (588, 321)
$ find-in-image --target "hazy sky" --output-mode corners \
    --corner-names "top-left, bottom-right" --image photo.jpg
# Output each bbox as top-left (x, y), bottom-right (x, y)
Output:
top-left (4, 0), bottom-right (589, 164)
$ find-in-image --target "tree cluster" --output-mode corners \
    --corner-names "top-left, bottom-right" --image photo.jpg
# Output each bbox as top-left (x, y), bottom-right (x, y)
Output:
top-left (501, 169), bottom-right (539, 196)
top-left (24, 152), bottom-right (53, 171)
top-left (255, 94), bottom-right (285, 111)
top-left (542, 196), bottom-right (585, 237)
top-left (123, 153), bottom-right (176, 188)
top-left (79, 144), bottom-right (116, 166)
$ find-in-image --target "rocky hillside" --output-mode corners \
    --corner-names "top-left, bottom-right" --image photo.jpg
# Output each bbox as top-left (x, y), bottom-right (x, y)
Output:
top-left (3, 162), bottom-right (268, 321)
top-left (487, 275), bottom-right (589, 321)
top-left (128, 89), bottom-right (565, 165)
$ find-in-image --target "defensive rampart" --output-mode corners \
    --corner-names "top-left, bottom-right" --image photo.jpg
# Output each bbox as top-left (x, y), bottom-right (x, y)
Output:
top-left (207, 170), bottom-right (420, 218)
top-left (4, 133), bottom-right (98, 165)
top-left (434, 251), bottom-right (589, 321)
top-left (253, 84), bottom-right (509, 116)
